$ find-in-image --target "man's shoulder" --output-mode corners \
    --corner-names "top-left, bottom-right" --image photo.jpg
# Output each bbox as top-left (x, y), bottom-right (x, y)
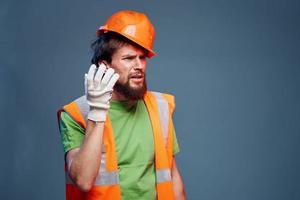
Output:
top-left (148, 90), bottom-right (174, 96)
top-left (57, 95), bottom-right (87, 116)
top-left (147, 91), bottom-right (176, 112)
top-left (59, 95), bottom-right (87, 109)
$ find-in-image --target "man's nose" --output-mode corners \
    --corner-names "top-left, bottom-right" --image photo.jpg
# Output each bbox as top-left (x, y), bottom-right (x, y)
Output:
top-left (133, 57), bottom-right (143, 69)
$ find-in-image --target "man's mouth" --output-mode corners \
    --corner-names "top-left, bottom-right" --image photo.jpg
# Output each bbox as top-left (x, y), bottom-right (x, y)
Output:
top-left (130, 74), bottom-right (143, 79)
top-left (130, 74), bottom-right (144, 83)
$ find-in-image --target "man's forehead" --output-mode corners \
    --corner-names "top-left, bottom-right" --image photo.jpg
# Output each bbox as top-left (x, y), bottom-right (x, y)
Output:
top-left (115, 44), bottom-right (147, 56)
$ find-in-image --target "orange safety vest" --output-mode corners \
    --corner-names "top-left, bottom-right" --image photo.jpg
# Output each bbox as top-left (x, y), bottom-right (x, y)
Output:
top-left (57, 91), bottom-right (176, 200)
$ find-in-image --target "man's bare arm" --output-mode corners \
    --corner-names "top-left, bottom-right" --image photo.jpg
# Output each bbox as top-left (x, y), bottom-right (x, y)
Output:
top-left (66, 120), bottom-right (104, 192)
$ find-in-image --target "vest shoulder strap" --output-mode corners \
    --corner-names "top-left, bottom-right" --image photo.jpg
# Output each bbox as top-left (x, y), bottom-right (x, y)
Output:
top-left (151, 92), bottom-right (175, 112)
top-left (149, 91), bottom-right (175, 141)
top-left (62, 95), bottom-right (88, 129)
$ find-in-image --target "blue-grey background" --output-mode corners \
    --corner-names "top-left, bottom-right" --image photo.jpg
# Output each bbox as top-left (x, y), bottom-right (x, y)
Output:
top-left (1, 0), bottom-right (300, 199)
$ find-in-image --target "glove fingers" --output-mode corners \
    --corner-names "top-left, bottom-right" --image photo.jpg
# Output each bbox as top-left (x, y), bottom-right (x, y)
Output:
top-left (87, 79), bottom-right (95, 90)
top-left (84, 73), bottom-right (88, 94)
top-left (87, 64), bottom-right (97, 80)
top-left (106, 73), bottom-right (119, 90)
top-left (94, 64), bottom-right (106, 82)
top-left (102, 68), bottom-right (115, 85)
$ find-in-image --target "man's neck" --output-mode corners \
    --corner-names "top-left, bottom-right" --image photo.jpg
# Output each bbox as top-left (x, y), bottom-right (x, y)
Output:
top-left (111, 91), bottom-right (138, 108)
top-left (111, 91), bottom-right (126, 101)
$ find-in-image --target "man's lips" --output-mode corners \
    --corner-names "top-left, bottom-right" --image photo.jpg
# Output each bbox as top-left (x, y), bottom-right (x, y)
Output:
top-left (129, 74), bottom-right (144, 84)
top-left (130, 74), bottom-right (144, 79)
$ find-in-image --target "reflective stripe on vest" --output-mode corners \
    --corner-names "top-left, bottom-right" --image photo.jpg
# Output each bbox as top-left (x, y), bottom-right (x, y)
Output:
top-left (156, 168), bottom-right (172, 183)
top-left (151, 92), bottom-right (169, 144)
top-left (74, 96), bottom-right (89, 120)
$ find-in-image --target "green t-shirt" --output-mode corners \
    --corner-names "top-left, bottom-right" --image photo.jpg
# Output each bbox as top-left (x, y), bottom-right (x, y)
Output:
top-left (59, 100), bottom-right (180, 200)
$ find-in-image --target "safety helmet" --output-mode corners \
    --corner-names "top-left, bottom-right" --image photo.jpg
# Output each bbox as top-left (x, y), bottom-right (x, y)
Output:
top-left (97, 10), bottom-right (156, 58)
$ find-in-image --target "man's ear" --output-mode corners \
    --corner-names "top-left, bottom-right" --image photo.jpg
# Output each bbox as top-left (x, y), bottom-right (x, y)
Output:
top-left (100, 60), bottom-right (110, 68)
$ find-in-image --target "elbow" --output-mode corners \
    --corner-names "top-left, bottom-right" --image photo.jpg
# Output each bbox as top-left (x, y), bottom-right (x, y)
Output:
top-left (70, 173), bottom-right (94, 192)
top-left (68, 166), bottom-right (96, 192)
top-left (78, 184), bottom-right (93, 192)
top-left (76, 179), bottom-right (94, 192)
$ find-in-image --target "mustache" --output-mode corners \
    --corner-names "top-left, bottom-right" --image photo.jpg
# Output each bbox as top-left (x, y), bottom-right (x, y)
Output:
top-left (129, 70), bottom-right (144, 78)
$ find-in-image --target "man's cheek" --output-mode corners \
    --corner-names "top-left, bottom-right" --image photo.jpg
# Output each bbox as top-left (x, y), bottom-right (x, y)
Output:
top-left (117, 76), bottom-right (127, 85)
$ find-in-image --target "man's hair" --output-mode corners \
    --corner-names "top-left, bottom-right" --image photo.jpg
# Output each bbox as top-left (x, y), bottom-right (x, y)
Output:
top-left (91, 32), bottom-right (145, 65)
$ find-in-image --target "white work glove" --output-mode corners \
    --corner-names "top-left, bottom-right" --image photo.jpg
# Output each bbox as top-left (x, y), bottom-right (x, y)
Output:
top-left (85, 64), bottom-right (119, 122)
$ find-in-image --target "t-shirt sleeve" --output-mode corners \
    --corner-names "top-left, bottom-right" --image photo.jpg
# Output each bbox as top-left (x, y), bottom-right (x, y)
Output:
top-left (59, 111), bottom-right (85, 154)
top-left (172, 121), bottom-right (180, 155)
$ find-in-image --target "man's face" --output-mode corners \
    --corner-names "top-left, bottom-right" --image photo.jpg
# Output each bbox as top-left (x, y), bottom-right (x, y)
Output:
top-left (109, 43), bottom-right (147, 100)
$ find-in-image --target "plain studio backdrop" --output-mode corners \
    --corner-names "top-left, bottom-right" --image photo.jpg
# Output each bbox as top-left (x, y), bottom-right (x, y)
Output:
top-left (1, 0), bottom-right (300, 199)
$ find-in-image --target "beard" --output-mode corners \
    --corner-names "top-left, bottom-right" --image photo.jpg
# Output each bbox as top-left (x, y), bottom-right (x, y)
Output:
top-left (114, 76), bottom-right (147, 101)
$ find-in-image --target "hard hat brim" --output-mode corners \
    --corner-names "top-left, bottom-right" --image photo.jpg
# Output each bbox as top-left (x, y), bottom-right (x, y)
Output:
top-left (97, 28), bottom-right (156, 58)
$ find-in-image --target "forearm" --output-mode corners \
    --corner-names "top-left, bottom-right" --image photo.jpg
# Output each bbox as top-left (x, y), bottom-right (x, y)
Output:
top-left (69, 120), bottom-right (104, 191)
top-left (172, 158), bottom-right (186, 200)
top-left (172, 172), bottom-right (186, 200)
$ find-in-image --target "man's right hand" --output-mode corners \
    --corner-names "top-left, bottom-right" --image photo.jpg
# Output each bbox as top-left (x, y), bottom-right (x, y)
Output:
top-left (85, 64), bottom-right (119, 122)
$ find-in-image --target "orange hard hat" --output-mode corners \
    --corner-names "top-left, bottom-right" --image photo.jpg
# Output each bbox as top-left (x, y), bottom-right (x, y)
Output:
top-left (97, 10), bottom-right (156, 58)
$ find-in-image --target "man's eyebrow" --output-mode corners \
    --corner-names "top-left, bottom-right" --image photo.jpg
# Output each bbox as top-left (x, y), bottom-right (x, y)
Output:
top-left (121, 54), bottom-right (136, 58)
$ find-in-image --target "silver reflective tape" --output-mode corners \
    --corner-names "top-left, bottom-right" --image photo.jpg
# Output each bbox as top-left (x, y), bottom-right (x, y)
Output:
top-left (151, 92), bottom-right (169, 143)
top-left (74, 95), bottom-right (89, 121)
top-left (100, 152), bottom-right (106, 172)
top-left (94, 171), bottom-right (120, 185)
top-left (94, 151), bottom-right (119, 185)
top-left (65, 169), bottom-right (120, 186)
top-left (156, 169), bottom-right (172, 183)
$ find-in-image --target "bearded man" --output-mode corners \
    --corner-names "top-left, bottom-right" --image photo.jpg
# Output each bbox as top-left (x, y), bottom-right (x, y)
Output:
top-left (57, 10), bottom-right (186, 200)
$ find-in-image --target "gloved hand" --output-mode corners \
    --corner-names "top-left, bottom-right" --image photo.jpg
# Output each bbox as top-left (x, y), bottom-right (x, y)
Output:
top-left (85, 64), bottom-right (119, 122)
